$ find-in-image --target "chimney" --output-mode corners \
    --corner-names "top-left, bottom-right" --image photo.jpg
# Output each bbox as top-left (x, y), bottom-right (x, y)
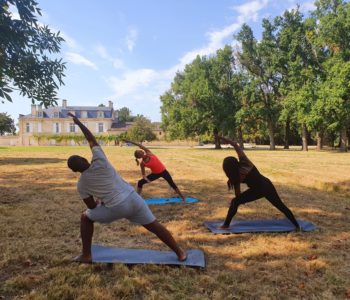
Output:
top-left (31, 104), bottom-right (36, 117)
top-left (108, 100), bottom-right (113, 109)
top-left (62, 99), bottom-right (67, 108)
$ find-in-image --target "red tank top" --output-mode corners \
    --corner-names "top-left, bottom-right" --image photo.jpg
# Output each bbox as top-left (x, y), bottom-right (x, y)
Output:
top-left (143, 154), bottom-right (166, 174)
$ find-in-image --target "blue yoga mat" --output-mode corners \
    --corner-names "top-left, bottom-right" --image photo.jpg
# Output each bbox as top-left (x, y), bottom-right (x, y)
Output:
top-left (145, 197), bottom-right (199, 205)
top-left (204, 219), bottom-right (317, 234)
top-left (87, 244), bottom-right (205, 268)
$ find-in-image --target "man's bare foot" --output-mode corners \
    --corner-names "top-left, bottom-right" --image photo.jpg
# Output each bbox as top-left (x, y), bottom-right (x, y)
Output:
top-left (182, 197), bottom-right (186, 203)
top-left (177, 250), bottom-right (187, 262)
top-left (73, 253), bottom-right (92, 263)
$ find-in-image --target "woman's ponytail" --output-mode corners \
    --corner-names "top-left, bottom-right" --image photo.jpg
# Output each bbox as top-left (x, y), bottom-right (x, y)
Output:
top-left (135, 158), bottom-right (140, 166)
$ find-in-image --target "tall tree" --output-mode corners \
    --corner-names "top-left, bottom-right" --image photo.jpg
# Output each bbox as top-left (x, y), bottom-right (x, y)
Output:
top-left (277, 8), bottom-right (323, 151)
top-left (235, 21), bottom-right (282, 150)
top-left (0, 0), bottom-right (65, 106)
top-left (0, 112), bottom-right (15, 135)
top-left (161, 46), bottom-right (241, 148)
top-left (117, 107), bottom-right (134, 122)
top-left (127, 115), bottom-right (156, 143)
top-left (313, 0), bottom-right (350, 151)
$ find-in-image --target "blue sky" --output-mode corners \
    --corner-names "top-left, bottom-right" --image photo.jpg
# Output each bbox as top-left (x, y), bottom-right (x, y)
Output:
top-left (4, 0), bottom-right (315, 123)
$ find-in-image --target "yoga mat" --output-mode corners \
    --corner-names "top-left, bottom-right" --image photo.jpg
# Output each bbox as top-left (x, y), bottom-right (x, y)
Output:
top-left (144, 197), bottom-right (199, 205)
top-left (204, 219), bottom-right (317, 234)
top-left (87, 244), bottom-right (205, 268)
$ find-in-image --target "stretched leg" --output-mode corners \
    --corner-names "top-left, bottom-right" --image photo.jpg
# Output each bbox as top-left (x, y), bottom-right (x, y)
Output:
top-left (223, 188), bottom-right (262, 227)
top-left (264, 180), bottom-right (300, 229)
top-left (161, 170), bottom-right (185, 201)
top-left (75, 212), bottom-right (94, 263)
top-left (143, 220), bottom-right (187, 261)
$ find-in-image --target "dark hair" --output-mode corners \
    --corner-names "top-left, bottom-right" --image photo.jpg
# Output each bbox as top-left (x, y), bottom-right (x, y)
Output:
top-left (222, 156), bottom-right (240, 190)
top-left (67, 155), bottom-right (88, 172)
top-left (134, 150), bottom-right (143, 166)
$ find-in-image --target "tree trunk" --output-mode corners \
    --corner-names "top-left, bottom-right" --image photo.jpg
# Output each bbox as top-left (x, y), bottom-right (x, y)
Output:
top-left (214, 136), bottom-right (221, 149)
top-left (238, 126), bottom-right (244, 149)
top-left (339, 127), bottom-right (348, 152)
top-left (268, 121), bottom-right (275, 150)
top-left (284, 118), bottom-right (290, 149)
top-left (316, 131), bottom-right (323, 150)
top-left (301, 123), bottom-right (308, 151)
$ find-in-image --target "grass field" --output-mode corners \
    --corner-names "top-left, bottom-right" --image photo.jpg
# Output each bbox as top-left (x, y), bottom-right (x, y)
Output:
top-left (0, 146), bottom-right (349, 299)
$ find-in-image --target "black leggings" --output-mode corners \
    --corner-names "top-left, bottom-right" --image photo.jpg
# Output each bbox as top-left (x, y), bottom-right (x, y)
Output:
top-left (223, 176), bottom-right (299, 228)
top-left (137, 169), bottom-right (178, 190)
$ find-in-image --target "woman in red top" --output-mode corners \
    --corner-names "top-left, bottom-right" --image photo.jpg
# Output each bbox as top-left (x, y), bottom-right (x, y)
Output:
top-left (126, 140), bottom-right (186, 201)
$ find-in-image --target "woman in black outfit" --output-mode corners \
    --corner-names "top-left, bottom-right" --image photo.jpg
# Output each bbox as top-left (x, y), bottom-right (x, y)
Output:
top-left (216, 135), bottom-right (300, 231)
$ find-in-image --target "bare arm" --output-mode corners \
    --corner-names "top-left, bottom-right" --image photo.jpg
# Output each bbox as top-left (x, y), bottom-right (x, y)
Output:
top-left (217, 135), bottom-right (245, 158)
top-left (140, 163), bottom-right (151, 182)
top-left (234, 184), bottom-right (241, 198)
top-left (83, 196), bottom-right (98, 209)
top-left (68, 112), bottom-right (98, 149)
top-left (125, 140), bottom-right (152, 154)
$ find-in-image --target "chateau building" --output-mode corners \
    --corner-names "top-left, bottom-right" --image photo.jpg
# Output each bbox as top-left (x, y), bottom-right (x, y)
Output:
top-left (17, 100), bottom-right (163, 146)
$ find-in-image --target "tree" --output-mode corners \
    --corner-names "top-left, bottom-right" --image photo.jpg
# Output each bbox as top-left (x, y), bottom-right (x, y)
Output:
top-left (127, 115), bottom-right (156, 143)
top-left (235, 21), bottom-right (282, 150)
top-left (0, 112), bottom-right (15, 135)
top-left (161, 46), bottom-right (241, 148)
top-left (313, 0), bottom-right (350, 151)
top-left (117, 106), bottom-right (135, 122)
top-left (0, 0), bottom-right (65, 106)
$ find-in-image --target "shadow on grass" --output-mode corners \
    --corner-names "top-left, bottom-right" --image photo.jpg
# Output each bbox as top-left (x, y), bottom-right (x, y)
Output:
top-left (0, 157), bottom-right (66, 165)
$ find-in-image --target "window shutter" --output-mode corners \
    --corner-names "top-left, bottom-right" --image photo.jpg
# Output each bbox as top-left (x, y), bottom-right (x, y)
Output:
top-left (95, 123), bottom-right (98, 133)
top-left (52, 123), bottom-right (56, 133)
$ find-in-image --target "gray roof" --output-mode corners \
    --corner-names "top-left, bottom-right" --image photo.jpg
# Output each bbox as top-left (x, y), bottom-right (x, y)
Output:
top-left (21, 106), bottom-right (114, 119)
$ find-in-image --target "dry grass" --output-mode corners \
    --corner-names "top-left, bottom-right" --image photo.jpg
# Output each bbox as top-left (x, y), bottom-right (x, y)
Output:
top-left (0, 146), bottom-right (349, 300)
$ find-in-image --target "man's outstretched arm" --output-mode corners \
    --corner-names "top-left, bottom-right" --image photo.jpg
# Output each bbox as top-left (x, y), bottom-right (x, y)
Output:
top-left (68, 112), bottom-right (98, 149)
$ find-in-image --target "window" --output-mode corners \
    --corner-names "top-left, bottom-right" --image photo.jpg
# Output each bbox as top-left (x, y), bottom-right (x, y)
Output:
top-left (26, 123), bottom-right (30, 133)
top-left (98, 123), bottom-right (104, 133)
top-left (97, 111), bottom-right (104, 118)
top-left (69, 123), bottom-right (75, 133)
top-left (81, 111), bottom-right (88, 118)
top-left (53, 112), bottom-right (59, 118)
top-left (37, 111), bottom-right (43, 117)
top-left (55, 123), bottom-right (60, 133)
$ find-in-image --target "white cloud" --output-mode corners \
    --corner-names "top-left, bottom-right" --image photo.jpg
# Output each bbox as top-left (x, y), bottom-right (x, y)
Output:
top-left (170, 0), bottom-right (268, 73)
top-left (107, 0), bottom-right (271, 120)
top-left (300, 1), bottom-right (315, 13)
top-left (108, 69), bottom-right (157, 97)
top-left (125, 27), bottom-right (138, 52)
top-left (95, 44), bottom-right (109, 59)
top-left (66, 52), bottom-right (98, 70)
top-left (95, 43), bottom-right (125, 70)
top-left (61, 31), bottom-right (80, 50)
top-left (233, 0), bottom-right (269, 19)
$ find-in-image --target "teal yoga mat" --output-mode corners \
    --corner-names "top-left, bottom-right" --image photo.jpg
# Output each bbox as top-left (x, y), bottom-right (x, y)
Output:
top-left (144, 197), bottom-right (199, 205)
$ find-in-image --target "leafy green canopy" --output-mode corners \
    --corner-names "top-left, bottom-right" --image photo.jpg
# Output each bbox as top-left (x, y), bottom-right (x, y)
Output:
top-left (0, 0), bottom-right (66, 106)
top-left (0, 112), bottom-right (15, 135)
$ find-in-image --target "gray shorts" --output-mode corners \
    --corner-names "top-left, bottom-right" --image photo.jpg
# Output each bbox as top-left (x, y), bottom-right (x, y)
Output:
top-left (85, 191), bottom-right (156, 225)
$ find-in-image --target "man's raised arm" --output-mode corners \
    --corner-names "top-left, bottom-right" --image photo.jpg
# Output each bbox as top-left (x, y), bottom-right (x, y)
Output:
top-left (68, 112), bottom-right (98, 149)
